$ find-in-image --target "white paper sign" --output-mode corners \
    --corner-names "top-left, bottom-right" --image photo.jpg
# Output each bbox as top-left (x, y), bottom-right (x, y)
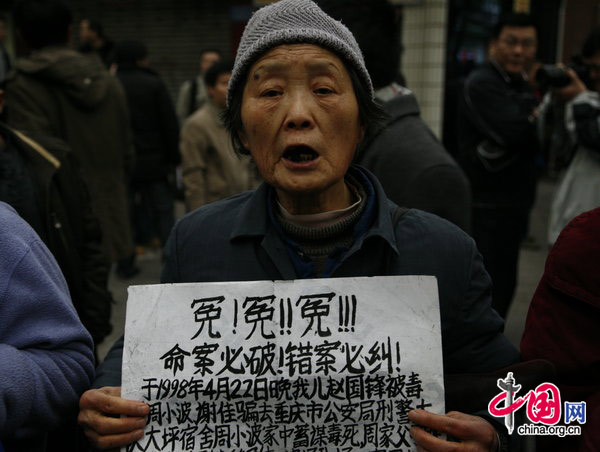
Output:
top-left (121, 275), bottom-right (444, 452)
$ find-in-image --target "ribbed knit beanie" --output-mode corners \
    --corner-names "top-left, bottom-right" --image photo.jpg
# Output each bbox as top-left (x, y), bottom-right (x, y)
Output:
top-left (227, 0), bottom-right (373, 106)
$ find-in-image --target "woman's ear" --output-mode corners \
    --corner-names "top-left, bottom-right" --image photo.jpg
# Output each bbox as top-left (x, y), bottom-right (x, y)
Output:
top-left (239, 128), bottom-right (250, 151)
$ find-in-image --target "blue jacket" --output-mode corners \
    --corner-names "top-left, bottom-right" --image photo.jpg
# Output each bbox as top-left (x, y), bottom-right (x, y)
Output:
top-left (0, 202), bottom-right (94, 451)
top-left (96, 167), bottom-right (517, 387)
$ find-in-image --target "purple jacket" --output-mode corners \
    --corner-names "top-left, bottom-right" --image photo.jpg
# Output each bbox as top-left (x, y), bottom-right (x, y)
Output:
top-left (0, 202), bottom-right (94, 450)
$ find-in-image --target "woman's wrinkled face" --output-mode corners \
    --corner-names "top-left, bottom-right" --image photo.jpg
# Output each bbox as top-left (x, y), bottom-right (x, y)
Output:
top-left (240, 44), bottom-right (363, 210)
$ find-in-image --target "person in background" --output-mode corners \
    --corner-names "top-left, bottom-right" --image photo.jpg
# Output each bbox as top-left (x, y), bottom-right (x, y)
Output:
top-left (180, 60), bottom-right (259, 212)
top-left (0, 201), bottom-right (94, 452)
top-left (5, 0), bottom-right (138, 279)
top-left (0, 85), bottom-right (113, 355)
top-left (175, 48), bottom-right (222, 123)
top-left (538, 28), bottom-right (600, 246)
top-left (78, 18), bottom-right (115, 69)
top-left (317, 0), bottom-right (472, 233)
top-left (457, 13), bottom-right (539, 319)
top-left (521, 207), bottom-right (600, 451)
top-left (0, 15), bottom-right (11, 83)
top-left (0, 84), bottom-right (109, 451)
top-left (114, 40), bottom-right (180, 253)
top-left (78, 1), bottom-right (518, 450)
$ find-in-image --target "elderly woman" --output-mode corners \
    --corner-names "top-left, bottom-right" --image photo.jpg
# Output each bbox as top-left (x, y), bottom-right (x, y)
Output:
top-left (78, 0), bottom-right (518, 450)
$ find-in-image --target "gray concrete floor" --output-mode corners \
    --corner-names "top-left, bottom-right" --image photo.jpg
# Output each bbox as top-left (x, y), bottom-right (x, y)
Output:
top-left (98, 178), bottom-right (556, 360)
top-left (504, 176), bottom-right (554, 349)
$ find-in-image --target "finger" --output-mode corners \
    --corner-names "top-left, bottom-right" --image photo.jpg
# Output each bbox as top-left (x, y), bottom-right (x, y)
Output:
top-left (445, 410), bottom-right (470, 420)
top-left (78, 408), bottom-right (147, 435)
top-left (100, 386), bottom-right (122, 397)
top-left (411, 426), bottom-right (457, 452)
top-left (84, 426), bottom-right (145, 450)
top-left (80, 387), bottom-right (150, 417)
top-left (446, 412), bottom-right (498, 446)
top-left (409, 409), bottom-right (461, 435)
top-left (412, 409), bottom-right (484, 443)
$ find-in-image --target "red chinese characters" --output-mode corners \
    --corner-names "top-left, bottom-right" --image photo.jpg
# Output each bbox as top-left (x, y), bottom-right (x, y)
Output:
top-left (489, 382), bottom-right (561, 425)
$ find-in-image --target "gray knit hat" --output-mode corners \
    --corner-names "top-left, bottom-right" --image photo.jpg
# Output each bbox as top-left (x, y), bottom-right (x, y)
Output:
top-left (227, 0), bottom-right (374, 106)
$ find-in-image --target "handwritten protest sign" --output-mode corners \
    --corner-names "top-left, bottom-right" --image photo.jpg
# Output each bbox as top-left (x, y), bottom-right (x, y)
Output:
top-left (121, 275), bottom-right (444, 452)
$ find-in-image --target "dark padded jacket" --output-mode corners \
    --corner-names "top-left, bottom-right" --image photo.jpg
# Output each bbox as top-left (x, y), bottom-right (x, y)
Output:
top-left (116, 65), bottom-right (180, 182)
top-left (95, 166), bottom-right (518, 388)
top-left (0, 123), bottom-right (112, 345)
top-left (457, 61), bottom-right (539, 208)
top-left (5, 46), bottom-right (134, 261)
top-left (357, 92), bottom-right (471, 233)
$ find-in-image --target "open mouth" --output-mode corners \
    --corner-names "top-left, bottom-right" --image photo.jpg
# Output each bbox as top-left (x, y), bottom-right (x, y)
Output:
top-left (282, 145), bottom-right (319, 163)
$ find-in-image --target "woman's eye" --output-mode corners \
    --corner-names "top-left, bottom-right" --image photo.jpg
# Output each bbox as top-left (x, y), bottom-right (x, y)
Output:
top-left (315, 87), bottom-right (334, 95)
top-left (261, 89), bottom-right (281, 97)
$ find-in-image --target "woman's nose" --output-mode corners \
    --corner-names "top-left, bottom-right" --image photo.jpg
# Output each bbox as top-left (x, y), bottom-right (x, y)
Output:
top-left (285, 117), bottom-right (312, 130)
top-left (284, 95), bottom-right (314, 130)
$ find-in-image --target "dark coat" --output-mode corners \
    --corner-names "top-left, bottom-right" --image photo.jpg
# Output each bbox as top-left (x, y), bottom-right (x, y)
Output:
top-left (0, 123), bottom-right (112, 345)
top-left (116, 65), bottom-right (180, 182)
top-left (457, 61), bottom-right (539, 209)
top-left (521, 208), bottom-right (600, 451)
top-left (95, 167), bottom-right (518, 388)
top-left (5, 46), bottom-right (134, 261)
top-left (357, 92), bottom-right (471, 232)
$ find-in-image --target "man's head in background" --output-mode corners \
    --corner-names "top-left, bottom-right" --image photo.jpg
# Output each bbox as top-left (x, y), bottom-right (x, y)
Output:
top-left (13, 0), bottom-right (71, 51)
top-left (204, 60), bottom-right (232, 109)
top-left (114, 40), bottom-right (148, 68)
top-left (79, 18), bottom-right (105, 49)
top-left (489, 13), bottom-right (537, 75)
top-left (316, 0), bottom-right (401, 90)
top-left (199, 48), bottom-right (222, 75)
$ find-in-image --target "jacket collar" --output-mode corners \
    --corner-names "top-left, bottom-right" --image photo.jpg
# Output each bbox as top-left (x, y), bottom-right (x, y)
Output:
top-left (230, 165), bottom-right (400, 255)
top-left (489, 59), bottom-right (528, 85)
top-left (230, 181), bottom-right (272, 238)
top-left (381, 91), bottom-right (420, 123)
top-left (350, 165), bottom-right (400, 255)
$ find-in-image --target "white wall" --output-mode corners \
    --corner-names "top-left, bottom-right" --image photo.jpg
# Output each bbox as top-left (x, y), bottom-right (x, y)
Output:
top-left (402, 0), bottom-right (448, 137)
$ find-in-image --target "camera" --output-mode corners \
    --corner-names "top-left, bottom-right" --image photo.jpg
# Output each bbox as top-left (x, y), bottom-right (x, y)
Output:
top-left (536, 59), bottom-right (590, 88)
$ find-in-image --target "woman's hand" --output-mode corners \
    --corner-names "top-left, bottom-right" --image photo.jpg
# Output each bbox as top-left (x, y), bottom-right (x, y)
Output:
top-left (78, 386), bottom-right (150, 451)
top-left (408, 409), bottom-right (500, 451)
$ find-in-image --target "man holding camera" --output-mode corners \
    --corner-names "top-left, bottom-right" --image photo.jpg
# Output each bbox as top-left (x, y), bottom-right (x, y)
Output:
top-left (540, 28), bottom-right (600, 245)
top-left (457, 13), bottom-right (539, 319)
